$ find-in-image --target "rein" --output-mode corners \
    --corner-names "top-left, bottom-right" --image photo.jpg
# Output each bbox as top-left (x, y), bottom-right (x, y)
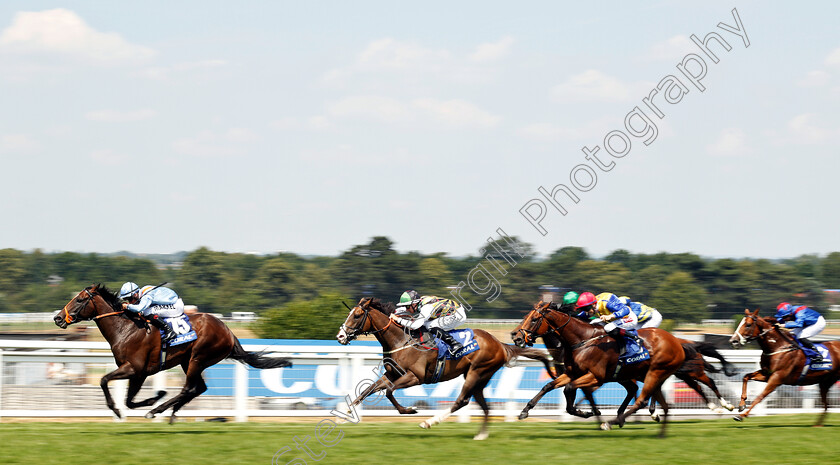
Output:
top-left (63, 288), bottom-right (125, 323)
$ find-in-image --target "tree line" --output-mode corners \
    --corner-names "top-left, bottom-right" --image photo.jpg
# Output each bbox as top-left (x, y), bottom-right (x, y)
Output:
top-left (1, 237), bottom-right (839, 327)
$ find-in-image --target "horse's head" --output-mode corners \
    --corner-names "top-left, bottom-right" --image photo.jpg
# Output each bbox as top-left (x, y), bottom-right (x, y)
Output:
top-left (54, 284), bottom-right (119, 329)
top-left (730, 309), bottom-right (770, 348)
top-left (336, 297), bottom-right (378, 345)
top-left (511, 301), bottom-right (554, 348)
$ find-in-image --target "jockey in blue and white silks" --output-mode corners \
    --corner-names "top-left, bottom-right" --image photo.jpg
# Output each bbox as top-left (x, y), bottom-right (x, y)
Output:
top-left (775, 302), bottom-right (825, 362)
top-left (620, 296), bottom-right (663, 329)
top-left (392, 290), bottom-right (467, 354)
top-left (119, 282), bottom-right (183, 342)
top-left (576, 291), bottom-right (643, 349)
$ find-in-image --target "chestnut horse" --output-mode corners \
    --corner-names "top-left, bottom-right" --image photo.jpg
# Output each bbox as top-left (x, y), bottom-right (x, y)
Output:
top-left (512, 301), bottom-right (690, 437)
top-left (54, 284), bottom-right (291, 423)
top-left (510, 302), bottom-right (735, 423)
top-left (335, 297), bottom-right (555, 440)
top-left (730, 309), bottom-right (840, 425)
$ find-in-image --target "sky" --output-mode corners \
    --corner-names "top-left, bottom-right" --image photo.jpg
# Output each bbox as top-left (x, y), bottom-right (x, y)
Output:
top-left (0, 1), bottom-right (838, 259)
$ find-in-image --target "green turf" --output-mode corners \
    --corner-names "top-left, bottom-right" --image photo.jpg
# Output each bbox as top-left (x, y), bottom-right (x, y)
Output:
top-left (1, 414), bottom-right (838, 465)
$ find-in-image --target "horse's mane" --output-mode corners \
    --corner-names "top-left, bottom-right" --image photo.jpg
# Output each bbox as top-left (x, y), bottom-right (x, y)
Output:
top-left (92, 284), bottom-right (122, 311)
top-left (365, 298), bottom-right (397, 315)
top-left (547, 301), bottom-right (589, 321)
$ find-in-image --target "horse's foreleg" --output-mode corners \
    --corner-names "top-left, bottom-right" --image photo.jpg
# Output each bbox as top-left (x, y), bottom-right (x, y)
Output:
top-left (616, 380), bottom-right (639, 425)
top-left (564, 385), bottom-right (598, 419)
top-left (347, 372), bottom-right (420, 414)
top-left (738, 370), bottom-right (767, 412)
top-left (100, 362), bottom-right (136, 419)
top-left (734, 373), bottom-right (783, 421)
top-left (679, 375), bottom-right (716, 412)
top-left (125, 375), bottom-right (166, 409)
top-left (605, 369), bottom-right (670, 432)
top-left (470, 380), bottom-right (492, 440)
top-left (518, 373), bottom-right (573, 420)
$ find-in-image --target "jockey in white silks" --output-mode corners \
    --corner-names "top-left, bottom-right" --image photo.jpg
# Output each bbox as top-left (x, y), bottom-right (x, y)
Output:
top-left (119, 282), bottom-right (184, 342)
top-left (390, 290), bottom-right (468, 355)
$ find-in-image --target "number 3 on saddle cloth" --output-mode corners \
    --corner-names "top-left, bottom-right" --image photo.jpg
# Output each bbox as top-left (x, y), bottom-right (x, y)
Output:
top-left (160, 315), bottom-right (197, 347)
top-left (429, 329), bottom-right (480, 383)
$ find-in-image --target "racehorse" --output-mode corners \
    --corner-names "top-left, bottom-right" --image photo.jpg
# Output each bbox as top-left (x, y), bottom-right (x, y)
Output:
top-left (730, 309), bottom-right (840, 425)
top-left (512, 301), bottom-right (690, 437)
top-left (54, 284), bottom-right (292, 423)
top-left (335, 297), bottom-right (555, 440)
top-left (510, 302), bottom-right (735, 423)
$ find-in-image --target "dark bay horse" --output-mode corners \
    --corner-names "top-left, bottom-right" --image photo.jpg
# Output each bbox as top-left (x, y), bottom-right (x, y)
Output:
top-left (730, 309), bottom-right (840, 425)
top-left (510, 302), bottom-right (735, 423)
top-left (54, 284), bottom-right (291, 423)
top-left (335, 297), bottom-right (555, 440)
top-left (511, 301), bottom-right (690, 437)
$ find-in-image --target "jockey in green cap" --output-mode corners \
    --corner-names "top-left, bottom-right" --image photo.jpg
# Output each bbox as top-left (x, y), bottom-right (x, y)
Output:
top-left (393, 289), bottom-right (467, 355)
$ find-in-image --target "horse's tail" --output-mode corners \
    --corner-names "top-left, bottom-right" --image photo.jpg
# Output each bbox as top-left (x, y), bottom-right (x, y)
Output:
top-left (503, 344), bottom-right (558, 379)
top-left (228, 338), bottom-right (293, 369)
top-left (692, 341), bottom-right (736, 376)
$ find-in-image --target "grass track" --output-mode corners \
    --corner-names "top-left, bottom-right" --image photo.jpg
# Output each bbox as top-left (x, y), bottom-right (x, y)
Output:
top-left (2, 414), bottom-right (839, 465)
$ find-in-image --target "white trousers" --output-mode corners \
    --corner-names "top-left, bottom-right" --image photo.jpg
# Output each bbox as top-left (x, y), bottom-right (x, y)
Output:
top-left (603, 310), bottom-right (639, 332)
top-left (639, 310), bottom-right (663, 329)
top-left (141, 298), bottom-right (185, 318)
top-left (425, 307), bottom-right (467, 331)
top-left (793, 316), bottom-right (826, 340)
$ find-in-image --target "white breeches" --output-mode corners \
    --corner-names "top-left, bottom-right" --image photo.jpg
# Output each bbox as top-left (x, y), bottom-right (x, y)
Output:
top-left (141, 298), bottom-right (185, 318)
top-left (639, 310), bottom-right (663, 329)
top-left (793, 316), bottom-right (826, 340)
top-left (603, 310), bottom-right (638, 332)
top-left (425, 307), bottom-right (467, 331)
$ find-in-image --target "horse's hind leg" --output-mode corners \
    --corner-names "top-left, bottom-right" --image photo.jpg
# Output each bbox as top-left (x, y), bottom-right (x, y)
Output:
top-left (125, 375), bottom-right (166, 409)
top-left (519, 373), bottom-right (575, 420)
top-left (168, 375), bottom-right (207, 424)
top-left (471, 381), bottom-right (492, 440)
top-left (100, 362), bottom-right (136, 419)
top-left (816, 379), bottom-right (832, 427)
top-left (421, 370), bottom-right (487, 430)
top-left (652, 389), bottom-right (669, 438)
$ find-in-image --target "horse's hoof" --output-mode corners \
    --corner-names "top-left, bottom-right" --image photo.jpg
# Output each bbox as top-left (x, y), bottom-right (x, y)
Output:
top-left (145, 412), bottom-right (155, 419)
top-left (156, 390), bottom-right (167, 398)
top-left (474, 431), bottom-right (489, 441)
top-left (733, 415), bottom-right (743, 422)
top-left (404, 407), bottom-right (418, 415)
top-left (651, 414), bottom-right (661, 423)
top-left (723, 404), bottom-right (735, 412)
top-left (419, 421), bottom-right (431, 429)
top-left (600, 422), bottom-right (612, 431)
top-left (169, 415), bottom-right (177, 425)
top-left (738, 405), bottom-right (746, 412)
top-left (518, 411), bottom-right (529, 421)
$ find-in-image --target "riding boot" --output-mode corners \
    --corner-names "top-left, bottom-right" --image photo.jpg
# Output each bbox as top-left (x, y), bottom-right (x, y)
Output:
top-left (607, 327), bottom-right (626, 356)
top-left (149, 316), bottom-right (177, 344)
top-left (800, 338), bottom-right (823, 363)
top-left (432, 327), bottom-right (464, 355)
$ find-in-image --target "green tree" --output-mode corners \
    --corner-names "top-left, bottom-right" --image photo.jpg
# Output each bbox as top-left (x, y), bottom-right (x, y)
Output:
top-left (253, 292), bottom-right (353, 339)
top-left (821, 252), bottom-right (840, 289)
top-left (574, 260), bottom-right (632, 295)
top-left (418, 257), bottom-right (455, 296)
top-left (650, 271), bottom-right (709, 323)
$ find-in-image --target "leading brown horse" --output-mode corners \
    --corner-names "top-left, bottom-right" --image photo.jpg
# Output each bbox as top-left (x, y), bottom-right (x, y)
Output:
top-left (512, 301), bottom-right (690, 437)
top-left (730, 309), bottom-right (840, 425)
top-left (335, 297), bottom-right (555, 440)
top-left (54, 284), bottom-right (291, 423)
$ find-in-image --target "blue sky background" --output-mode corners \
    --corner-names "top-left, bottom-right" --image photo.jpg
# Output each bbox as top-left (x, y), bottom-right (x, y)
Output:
top-left (1, 1), bottom-right (838, 258)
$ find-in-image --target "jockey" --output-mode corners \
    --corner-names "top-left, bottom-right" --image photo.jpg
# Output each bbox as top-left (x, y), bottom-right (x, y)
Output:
top-left (119, 282), bottom-right (183, 343)
top-left (576, 291), bottom-right (643, 351)
top-left (774, 302), bottom-right (826, 362)
top-left (391, 290), bottom-right (468, 355)
top-left (619, 296), bottom-right (663, 329)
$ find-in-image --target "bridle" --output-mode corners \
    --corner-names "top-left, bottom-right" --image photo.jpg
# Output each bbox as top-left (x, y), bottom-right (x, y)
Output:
top-left (518, 303), bottom-right (571, 346)
top-left (340, 301), bottom-right (395, 341)
top-left (733, 315), bottom-right (774, 346)
top-left (62, 288), bottom-right (124, 324)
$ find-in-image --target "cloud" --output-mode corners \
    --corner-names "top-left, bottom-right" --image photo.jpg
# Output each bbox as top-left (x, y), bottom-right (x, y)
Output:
top-left (322, 36), bottom-right (511, 85)
top-left (0, 133), bottom-right (40, 153)
top-left (173, 128), bottom-right (258, 157)
top-left (551, 69), bottom-right (633, 103)
top-left (645, 35), bottom-right (695, 61)
top-left (517, 117), bottom-right (617, 142)
top-left (824, 46), bottom-right (840, 67)
top-left (0, 9), bottom-right (155, 64)
top-left (469, 36), bottom-right (514, 63)
top-left (785, 113), bottom-right (835, 144)
top-left (85, 108), bottom-right (156, 122)
top-left (326, 95), bottom-right (500, 128)
top-left (270, 116), bottom-right (330, 131)
top-left (796, 70), bottom-right (830, 87)
top-left (90, 149), bottom-right (128, 165)
top-left (138, 59), bottom-right (228, 80)
top-left (707, 128), bottom-right (750, 157)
